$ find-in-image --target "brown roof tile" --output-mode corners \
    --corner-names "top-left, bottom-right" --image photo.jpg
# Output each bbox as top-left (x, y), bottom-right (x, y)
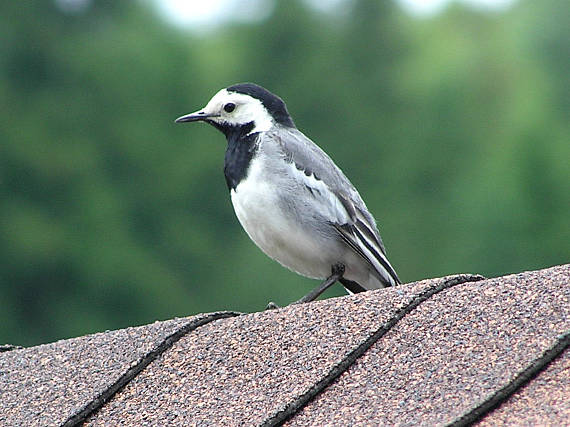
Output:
top-left (477, 346), bottom-right (570, 427)
top-left (1, 265), bottom-right (568, 427)
top-left (0, 312), bottom-right (239, 426)
top-left (85, 278), bottom-right (441, 425)
top-left (288, 265), bottom-right (569, 426)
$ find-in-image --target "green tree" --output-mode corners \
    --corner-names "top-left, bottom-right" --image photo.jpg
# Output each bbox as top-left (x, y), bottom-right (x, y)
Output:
top-left (1, 0), bottom-right (567, 346)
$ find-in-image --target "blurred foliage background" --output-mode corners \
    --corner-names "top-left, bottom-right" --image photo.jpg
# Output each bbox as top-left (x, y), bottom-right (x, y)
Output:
top-left (1, 0), bottom-right (568, 346)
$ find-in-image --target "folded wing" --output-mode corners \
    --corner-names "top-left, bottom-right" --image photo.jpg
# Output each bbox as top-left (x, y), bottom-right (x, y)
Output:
top-left (269, 128), bottom-right (401, 288)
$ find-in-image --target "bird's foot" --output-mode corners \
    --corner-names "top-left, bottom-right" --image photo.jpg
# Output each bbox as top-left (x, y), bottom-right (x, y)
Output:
top-left (265, 301), bottom-right (280, 310)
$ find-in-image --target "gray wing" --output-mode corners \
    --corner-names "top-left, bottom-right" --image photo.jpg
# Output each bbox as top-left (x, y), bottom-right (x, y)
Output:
top-left (265, 127), bottom-right (400, 286)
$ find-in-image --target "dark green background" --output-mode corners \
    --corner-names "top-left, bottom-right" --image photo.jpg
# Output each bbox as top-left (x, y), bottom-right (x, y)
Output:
top-left (1, 0), bottom-right (568, 346)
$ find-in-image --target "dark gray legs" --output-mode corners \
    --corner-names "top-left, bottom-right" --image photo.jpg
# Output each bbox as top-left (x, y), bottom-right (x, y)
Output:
top-left (292, 263), bottom-right (345, 305)
top-left (265, 263), bottom-right (345, 310)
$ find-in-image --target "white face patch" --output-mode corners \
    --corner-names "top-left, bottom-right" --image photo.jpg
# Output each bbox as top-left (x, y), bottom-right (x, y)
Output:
top-left (200, 89), bottom-right (274, 134)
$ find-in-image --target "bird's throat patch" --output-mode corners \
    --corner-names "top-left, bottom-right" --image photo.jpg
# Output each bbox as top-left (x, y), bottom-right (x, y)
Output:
top-left (223, 122), bottom-right (258, 190)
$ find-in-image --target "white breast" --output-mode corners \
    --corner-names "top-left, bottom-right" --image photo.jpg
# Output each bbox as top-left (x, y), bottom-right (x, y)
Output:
top-left (230, 158), bottom-right (332, 279)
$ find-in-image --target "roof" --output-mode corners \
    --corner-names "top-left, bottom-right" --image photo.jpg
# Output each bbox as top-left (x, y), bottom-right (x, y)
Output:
top-left (1, 264), bottom-right (568, 426)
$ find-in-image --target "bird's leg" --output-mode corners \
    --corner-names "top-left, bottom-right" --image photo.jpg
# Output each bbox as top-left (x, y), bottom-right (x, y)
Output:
top-left (265, 301), bottom-right (279, 310)
top-left (265, 263), bottom-right (345, 310)
top-left (292, 263), bottom-right (345, 305)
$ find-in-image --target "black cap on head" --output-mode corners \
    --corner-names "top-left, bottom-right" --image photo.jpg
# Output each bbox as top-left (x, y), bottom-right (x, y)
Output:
top-left (227, 83), bottom-right (296, 128)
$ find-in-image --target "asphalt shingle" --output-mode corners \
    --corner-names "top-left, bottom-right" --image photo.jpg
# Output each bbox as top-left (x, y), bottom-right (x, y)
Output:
top-left (86, 278), bottom-right (446, 426)
top-left (1, 265), bottom-right (567, 426)
top-left (0, 312), bottom-right (238, 426)
top-left (477, 349), bottom-right (569, 426)
top-left (288, 265), bottom-right (569, 426)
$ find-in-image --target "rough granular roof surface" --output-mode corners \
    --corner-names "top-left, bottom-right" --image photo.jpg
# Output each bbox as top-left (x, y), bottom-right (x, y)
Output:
top-left (288, 265), bottom-right (569, 426)
top-left (0, 313), bottom-right (239, 426)
top-left (478, 350), bottom-right (570, 427)
top-left (1, 264), bottom-right (568, 427)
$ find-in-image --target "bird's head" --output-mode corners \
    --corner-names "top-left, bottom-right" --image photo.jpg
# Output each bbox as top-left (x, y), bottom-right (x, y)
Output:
top-left (175, 83), bottom-right (295, 136)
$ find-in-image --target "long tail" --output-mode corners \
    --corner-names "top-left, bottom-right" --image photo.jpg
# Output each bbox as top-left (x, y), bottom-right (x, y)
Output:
top-left (334, 215), bottom-right (400, 289)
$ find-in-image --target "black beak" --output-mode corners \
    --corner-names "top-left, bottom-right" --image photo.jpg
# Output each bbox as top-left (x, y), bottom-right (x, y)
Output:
top-left (174, 110), bottom-right (219, 123)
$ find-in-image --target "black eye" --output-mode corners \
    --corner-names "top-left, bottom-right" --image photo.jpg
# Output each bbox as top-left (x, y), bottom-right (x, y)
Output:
top-left (224, 103), bottom-right (236, 113)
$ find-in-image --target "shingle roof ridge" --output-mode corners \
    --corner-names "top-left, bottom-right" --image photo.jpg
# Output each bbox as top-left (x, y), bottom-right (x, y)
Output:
top-left (0, 344), bottom-right (23, 353)
top-left (6, 266), bottom-right (565, 426)
top-left (62, 310), bottom-right (242, 427)
top-left (447, 331), bottom-right (570, 427)
top-left (260, 273), bottom-right (486, 427)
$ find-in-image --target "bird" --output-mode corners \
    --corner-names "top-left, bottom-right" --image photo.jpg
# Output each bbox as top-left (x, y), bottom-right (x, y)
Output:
top-left (175, 83), bottom-right (400, 304)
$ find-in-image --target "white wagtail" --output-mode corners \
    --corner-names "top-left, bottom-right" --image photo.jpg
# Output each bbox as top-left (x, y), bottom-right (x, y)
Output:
top-left (176, 83), bottom-right (400, 304)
